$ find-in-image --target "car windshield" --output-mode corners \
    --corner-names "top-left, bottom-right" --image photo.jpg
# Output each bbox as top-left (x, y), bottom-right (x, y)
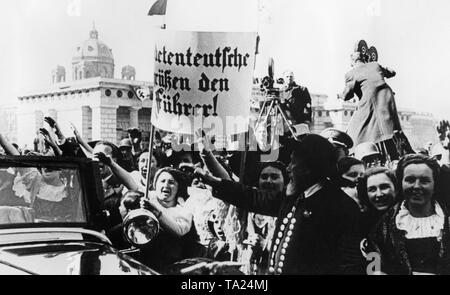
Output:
top-left (0, 164), bottom-right (86, 225)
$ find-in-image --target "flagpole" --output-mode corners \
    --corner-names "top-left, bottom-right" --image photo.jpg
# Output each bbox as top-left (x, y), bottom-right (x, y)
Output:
top-left (145, 0), bottom-right (167, 198)
top-left (234, 33), bottom-right (260, 265)
top-left (144, 124), bottom-right (156, 200)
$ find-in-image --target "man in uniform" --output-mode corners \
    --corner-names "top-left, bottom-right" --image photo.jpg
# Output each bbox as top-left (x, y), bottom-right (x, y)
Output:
top-left (280, 70), bottom-right (312, 126)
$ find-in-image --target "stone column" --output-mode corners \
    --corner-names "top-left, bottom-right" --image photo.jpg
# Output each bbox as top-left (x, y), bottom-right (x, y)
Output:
top-left (129, 106), bottom-right (141, 128)
top-left (81, 106), bottom-right (92, 142)
top-left (35, 110), bottom-right (44, 129)
top-left (91, 105), bottom-right (118, 143)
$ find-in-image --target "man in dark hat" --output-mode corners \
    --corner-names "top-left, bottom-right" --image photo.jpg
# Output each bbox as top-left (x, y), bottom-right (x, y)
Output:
top-left (320, 128), bottom-right (354, 161)
top-left (195, 134), bottom-right (362, 274)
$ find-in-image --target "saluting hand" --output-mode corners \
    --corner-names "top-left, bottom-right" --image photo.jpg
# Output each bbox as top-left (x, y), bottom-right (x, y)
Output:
top-left (193, 167), bottom-right (221, 186)
top-left (437, 120), bottom-right (450, 142)
top-left (39, 128), bottom-right (54, 146)
top-left (195, 128), bottom-right (215, 155)
top-left (69, 122), bottom-right (80, 138)
top-left (44, 116), bottom-right (56, 129)
top-left (93, 152), bottom-right (112, 166)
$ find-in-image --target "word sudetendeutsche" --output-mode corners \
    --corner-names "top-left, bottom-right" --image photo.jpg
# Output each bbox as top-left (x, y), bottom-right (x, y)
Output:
top-left (154, 46), bottom-right (251, 72)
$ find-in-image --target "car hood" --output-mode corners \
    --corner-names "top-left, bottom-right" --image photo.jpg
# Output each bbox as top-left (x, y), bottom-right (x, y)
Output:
top-left (0, 241), bottom-right (158, 275)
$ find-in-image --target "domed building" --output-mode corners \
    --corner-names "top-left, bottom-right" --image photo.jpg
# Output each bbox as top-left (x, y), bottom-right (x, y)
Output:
top-left (11, 25), bottom-right (153, 149)
top-left (72, 24), bottom-right (115, 80)
top-left (0, 25), bottom-right (439, 152)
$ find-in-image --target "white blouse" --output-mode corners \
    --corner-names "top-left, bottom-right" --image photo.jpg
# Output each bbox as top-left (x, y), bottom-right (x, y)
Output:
top-left (147, 190), bottom-right (192, 237)
top-left (395, 201), bottom-right (445, 239)
top-left (185, 187), bottom-right (223, 246)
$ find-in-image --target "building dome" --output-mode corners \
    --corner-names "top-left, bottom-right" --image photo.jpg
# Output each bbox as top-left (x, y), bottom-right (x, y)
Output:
top-left (72, 24), bottom-right (115, 80)
top-left (73, 31), bottom-right (114, 61)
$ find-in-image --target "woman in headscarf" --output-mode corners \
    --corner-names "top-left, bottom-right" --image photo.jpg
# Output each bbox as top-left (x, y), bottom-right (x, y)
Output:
top-left (358, 167), bottom-right (397, 237)
top-left (243, 161), bottom-right (288, 274)
top-left (367, 154), bottom-right (450, 275)
top-left (129, 167), bottom-right (200, 272)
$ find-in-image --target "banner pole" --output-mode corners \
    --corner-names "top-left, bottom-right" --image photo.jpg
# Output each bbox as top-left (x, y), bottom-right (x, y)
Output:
top-left (233, 34), bottom-right (260, 265)
top-left (144, 124), bottom-right (156, 199)
top-left (240, 33), bottom-right (260, 184)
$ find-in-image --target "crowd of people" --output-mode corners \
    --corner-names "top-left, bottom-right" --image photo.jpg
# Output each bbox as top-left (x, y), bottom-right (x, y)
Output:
top-left (1, 42), bottom-right (450, 275)
top-left (0, 110), bottom-right (449, 275)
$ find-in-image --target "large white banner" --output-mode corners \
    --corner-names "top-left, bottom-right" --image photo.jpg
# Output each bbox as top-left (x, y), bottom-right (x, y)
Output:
top-left (151, 30), bottom-right (257, 135)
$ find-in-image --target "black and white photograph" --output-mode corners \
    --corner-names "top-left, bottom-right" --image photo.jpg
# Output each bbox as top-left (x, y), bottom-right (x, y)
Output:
top-left (1, 0), bottom-right (450, 282)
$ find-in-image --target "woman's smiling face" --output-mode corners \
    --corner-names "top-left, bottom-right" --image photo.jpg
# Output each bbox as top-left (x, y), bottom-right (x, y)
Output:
top-left (155, 171), bottom-right (179, 207)
top-left (367, 173), bottom-right (395, 211)
top-left (402, 163), bottom-right (435, 209)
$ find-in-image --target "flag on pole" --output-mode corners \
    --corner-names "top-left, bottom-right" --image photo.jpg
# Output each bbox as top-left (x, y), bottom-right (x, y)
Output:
top-left (148, 0), bottom-right (167, 15)
top-left (131, 85), bottom-right (152, 101)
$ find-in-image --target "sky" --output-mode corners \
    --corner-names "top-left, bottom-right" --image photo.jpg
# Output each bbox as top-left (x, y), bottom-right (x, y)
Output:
top-left (1, 0), bottom-right (450, 119)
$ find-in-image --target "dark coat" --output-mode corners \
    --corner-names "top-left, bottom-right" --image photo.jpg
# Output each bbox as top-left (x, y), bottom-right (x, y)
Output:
top-left (341, 62), bottom-right (401, 146)
top-left (214, 179), bottom-right (363, 274)
top-left (367, 202), bottom-right (450, 275)
top-left (281, 83), bottom-right (312, 124)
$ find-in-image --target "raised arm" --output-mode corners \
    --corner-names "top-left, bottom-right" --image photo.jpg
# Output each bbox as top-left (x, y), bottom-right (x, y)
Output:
top-left (0, 132), bottom-right (20, 155)
top-left (44, 116), bottom-right (66, 145)
top-left (197, 133), bottom-right (233, 180)
top-left (194, 167), bottom-right (282, 216)
top-left (39, 128), bottom-right (62, 156)
top-left (70, 122), bottom-right (93, 157)
top-left (94, 152), bottom-right (140, 191)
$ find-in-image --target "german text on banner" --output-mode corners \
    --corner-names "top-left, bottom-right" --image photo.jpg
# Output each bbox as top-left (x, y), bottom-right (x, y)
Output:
top-left (151, 30), bottom-right (257, 135)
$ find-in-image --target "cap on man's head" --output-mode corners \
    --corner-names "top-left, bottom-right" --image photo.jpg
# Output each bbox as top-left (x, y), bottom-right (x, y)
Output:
top-left (119, 138), bottom-right (132, 149)
top-left (354, 142), bottom-right (380, 160)
top-left (320, 128), bottom-right (353, 150)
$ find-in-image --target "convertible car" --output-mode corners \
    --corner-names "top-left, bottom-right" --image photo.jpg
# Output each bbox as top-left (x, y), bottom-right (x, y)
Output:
top-left (0, 156), bottom-right (158, 275)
